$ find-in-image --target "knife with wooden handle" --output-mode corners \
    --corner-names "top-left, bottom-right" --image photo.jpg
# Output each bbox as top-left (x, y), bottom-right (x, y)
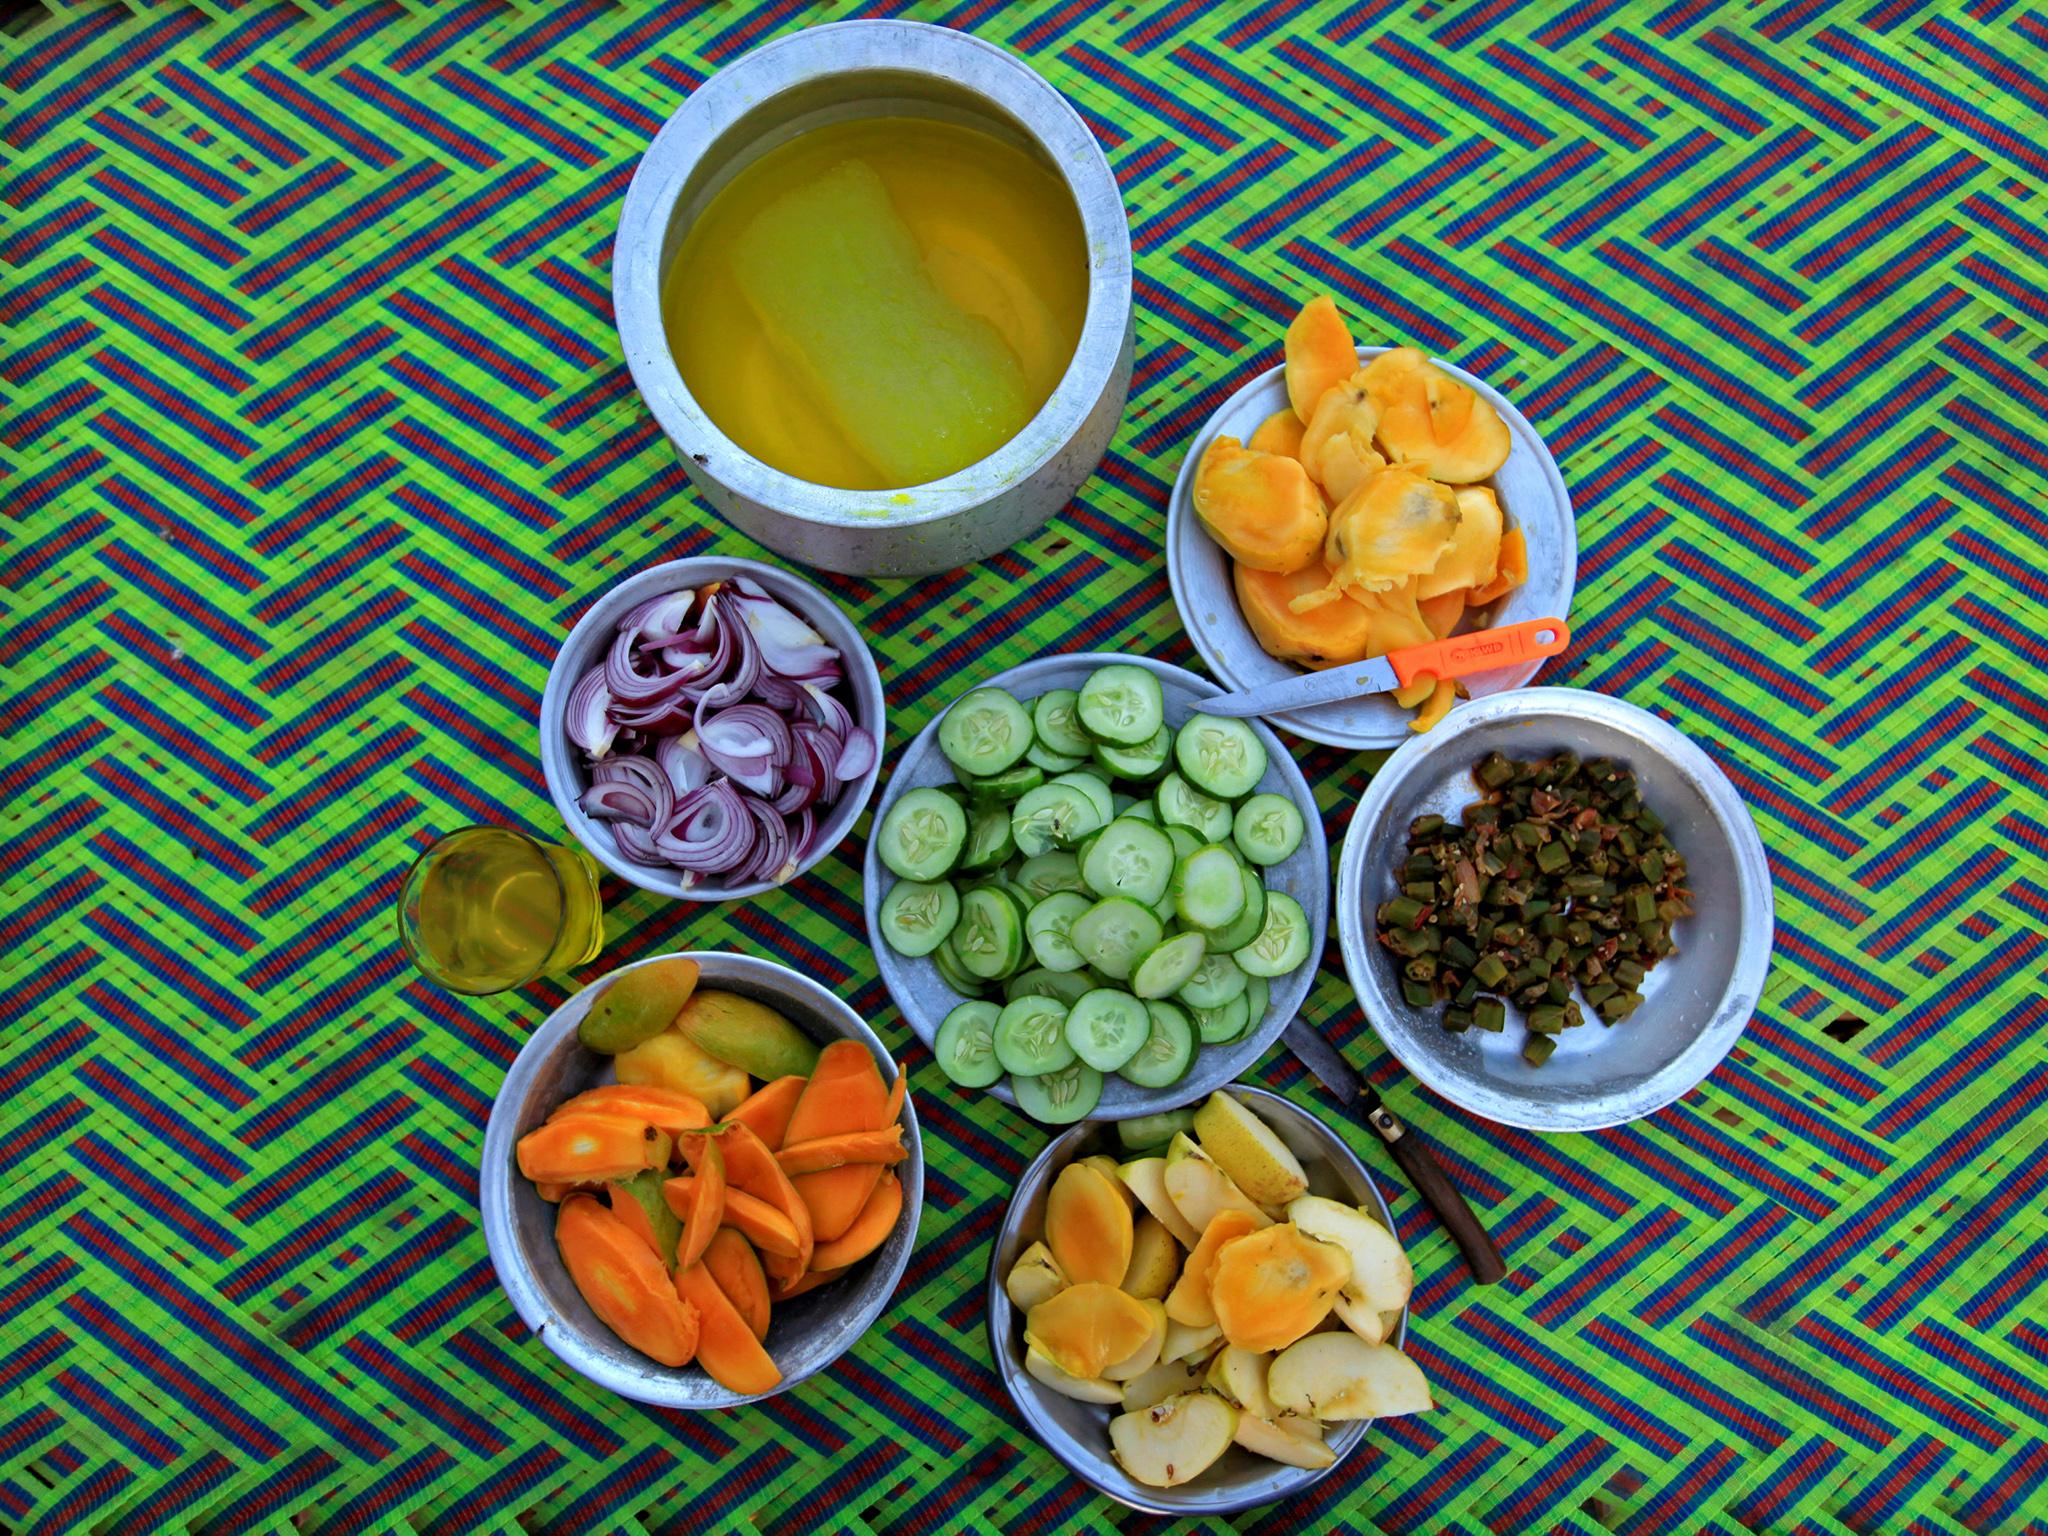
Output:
top-left (1282, 1017), bottom-right (1507, 1285)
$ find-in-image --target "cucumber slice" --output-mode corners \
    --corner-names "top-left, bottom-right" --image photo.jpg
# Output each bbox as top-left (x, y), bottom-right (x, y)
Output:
top-left (1032, 688), bottom-right (1095, 758)
top-left (877, 788), bottom-right (967, 881)
top-left (1121, 801), bottom-right (1157, 824)
top-left (1233, 792), bottom-right (1305, 866)
top-left (1173, 843), bottom-right (1248, 931)
top-left (938, 687), bottom-right (1032, 777)
top-left (1011, 1061), bottom-right (1102, 1124)
top-left (1080, 818), bottom-right (1175, 907)
top-left (1026, 742), bottom-right (1087, 773)
top-left (1024, 890), bottom-right (1092, 973)
top-left (1190, 991), bottom-right (1250, 1044)
top-left (963, 762), bottom-right (1044, 802)
top-left (1064, 987), bottom-right (1151, 1072)
top-left (1120, 1001), bottom-right (1196, 1088)
top-left (1242, 972), bottom-right (1270, 1032)
top-left (1048, 771), bottom-right (1115, 825)
top-left (1201, 864), bottom-right (1268, 952)
top-left (1117, 1105), bottom-right (1196, 1151)
top-left (1150, 886), bottom-right (1178, 928)
top-left (1011, 782), bottom-right (1108, 857)
top-left (1234, 892), bottom-right (1311, 977)
top-left (1071, 897), bottom-right (1165, 982)
top-left (1016, 850), bottom-right (1088, 903)
top-left (1156, 773), bottom-right (1233, 843)
top-left (1093, 725), bottom-right (1172, 783)
top-left (1005, 967), bottom-right (1094, 1007)
top-left (877, 879), bottom-right (959, 957)
top-left (995, 994), bottom-right (1075, 1076)
top-left (934, 1001), bottom-right (1003, 1087)
top-left (1130, 930), bottom-right (1208, 1000)
top-left (958, 801), bottom-right (1017, 876)
top-left (1164, 824), bottom-right (1203, 861)
top-left (1174, 715), bottom-right (1267, 800)
top-left (952, 886), bottom-right (1026, 980)
top-left (1076, 663), bottom-right (1164, 746)
top-left (1178, 950), bottom-right (1249, 1009)
top-left (933, 931), bottom-right (986, 998)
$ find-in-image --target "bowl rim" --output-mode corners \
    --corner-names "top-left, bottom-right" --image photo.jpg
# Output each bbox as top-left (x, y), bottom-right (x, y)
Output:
top-left (1165, 345), bottom-right (1577, 751)
top-left (479, 950), bottom-right (923, 1408)
top-left (1335, 687), bottom-right (1775, 1132)
top-left (612, 17), bottom-right (1134, 525)
top-left (983, 1083), bottom-right (1406, 1515)
top-left (860, 651), bottom-right (1329, 1119)
top-left (538, 555), bottom-right (887, 901)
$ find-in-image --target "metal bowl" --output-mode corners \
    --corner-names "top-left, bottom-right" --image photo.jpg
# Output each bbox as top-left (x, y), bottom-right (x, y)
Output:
top-left (539, 555), bottom-right (886, 901)
top-left (614, 20), bottom-right (1134, 578)
top-left (1336, 689), bottom-right (1772, 1132)
top-left (987, 1086), bottom-right (1405, 1514)
top-left (480, 951), bottom-right (922, 1407)
top-left (1167, 347), bottom-right (1575, 750)
top-left (863, 654), bottom-right (1328, 1119)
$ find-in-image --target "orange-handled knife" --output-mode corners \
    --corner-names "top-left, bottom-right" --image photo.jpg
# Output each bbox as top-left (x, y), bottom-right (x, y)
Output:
top-left (1196, 617), bottom-right (1569, 719)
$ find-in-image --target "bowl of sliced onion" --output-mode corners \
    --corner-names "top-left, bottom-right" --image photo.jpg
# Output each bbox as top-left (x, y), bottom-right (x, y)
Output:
top-left (541, 557), bottom-right (884, 899)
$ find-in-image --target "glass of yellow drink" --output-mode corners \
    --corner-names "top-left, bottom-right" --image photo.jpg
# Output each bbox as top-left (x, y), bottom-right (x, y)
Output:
top-left (398, 826), bottom-right (605, 995)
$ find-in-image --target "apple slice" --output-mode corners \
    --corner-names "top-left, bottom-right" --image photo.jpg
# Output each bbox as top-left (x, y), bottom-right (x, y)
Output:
top-left (1234, 1411), bottom-right (1336, 1468)
top-left (1026, 1344), bottom-right (1121, 1404)
top-left (1268, 1334), bottom-right (1433, 1421)
top-left (1110, 1392), bottom-right (1238, 1488)
top-left (1288, 1195), bottom-right (1413, 1313)
top-left (1004, 1240), bottom-right (1069, 1311)
top-left (1162, 1318), bottom-right (1222, 1363)
top-left (1119, 1157), bottom-right (1201, 1248)
top-left (1119, 1353), bottom-right (1210, 1413)
top-left (1192, 1092), bottom-right (1309, 1207)
top-left (1101, 1299), bottom-right (1168, 1381)
top-left (1163, 1134), bottom-right (1271, 1235)
top-left (1205, 1345), bottom-right (1277, 1419)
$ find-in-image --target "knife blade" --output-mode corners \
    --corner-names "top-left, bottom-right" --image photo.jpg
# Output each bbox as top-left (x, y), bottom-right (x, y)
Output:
top-left (1282, 1017), bottom-right (1507, 1285)
top-left (1196, 617), bottom-right (1568, 719)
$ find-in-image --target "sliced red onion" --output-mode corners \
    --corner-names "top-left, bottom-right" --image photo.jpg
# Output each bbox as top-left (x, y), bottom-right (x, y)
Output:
top-left (733, 582), bottom-right (839, 679)
top-left (652, 780), bottom-right (754, 874)
top-left (568, 577), bottom-right (864, 886)
top-left (565, 665), bottom-right (617, 757)
top-left (836, 727), bottom-right (878, 783)
top-left (656, 733), bottom-right (710, 796)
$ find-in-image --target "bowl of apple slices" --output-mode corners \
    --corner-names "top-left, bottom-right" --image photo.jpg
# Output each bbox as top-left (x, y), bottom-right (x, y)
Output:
top-left (986, 1086), bottom-right (1432, 1514)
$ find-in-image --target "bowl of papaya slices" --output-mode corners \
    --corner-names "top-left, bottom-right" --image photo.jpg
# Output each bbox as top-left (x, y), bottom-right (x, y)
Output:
top-left (481, 951), bottom-right (920, 1406)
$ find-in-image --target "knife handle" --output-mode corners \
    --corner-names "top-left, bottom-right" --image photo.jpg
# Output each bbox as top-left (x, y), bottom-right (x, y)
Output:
top-left (1387, 618), bottom-right (1570, 689)
top-left (1360, 1098), bottom-right (1508, 1285)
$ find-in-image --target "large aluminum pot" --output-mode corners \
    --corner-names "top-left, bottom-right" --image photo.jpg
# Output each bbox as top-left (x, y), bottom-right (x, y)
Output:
top-left (614, 20), bottom-right (1134, 578)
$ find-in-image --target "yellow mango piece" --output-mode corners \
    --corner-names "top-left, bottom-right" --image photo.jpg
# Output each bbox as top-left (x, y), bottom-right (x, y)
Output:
top-left (1360, 347), bottom-right (1510, 483)
top-left (615, 1029), bottom-right (751, 1119)
top-left (1298, 374), bottom-right (1384, 504)
top-left (1418, 589), bottom-right (1466, 640)
top-left (1284, 296), bottom-right (1356, 423)
top-left (1317, 466), bottom-right (1459, 600)
top-left (1470, 526), bottom-right (1528, 606)
top-left (1351, 580), bottom-right (1435, 655)
top-left (1247, 409), bottom-right (1306, 459)
top-left (1409, 679), bottom-right (1458, 733)
top-left (1420, 486), bottom-right (1504, 599)
top-left (1192, 436), bottom-right (1327, 574)
top-left (1233, 562), bottom-right (1374, 670)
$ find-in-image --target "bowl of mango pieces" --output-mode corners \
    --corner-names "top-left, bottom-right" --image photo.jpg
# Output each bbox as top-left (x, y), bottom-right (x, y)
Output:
top-left (987, 1086), bottom-right (1431, 1514)
top-left (1167, 295), bottom-right (1575, 750)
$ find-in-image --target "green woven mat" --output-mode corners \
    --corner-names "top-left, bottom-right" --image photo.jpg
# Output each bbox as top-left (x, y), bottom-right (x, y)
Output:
top-left (4, 0), bottom-right (2047, 1531)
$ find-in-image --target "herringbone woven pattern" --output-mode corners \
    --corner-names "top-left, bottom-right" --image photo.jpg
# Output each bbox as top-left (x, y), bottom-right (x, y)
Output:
top-left (4, 0), bottom-right (2046, 1530)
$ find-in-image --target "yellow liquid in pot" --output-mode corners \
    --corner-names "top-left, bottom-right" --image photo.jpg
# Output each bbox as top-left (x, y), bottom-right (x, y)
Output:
top-left (663, 116), bottom-right (1089, 491)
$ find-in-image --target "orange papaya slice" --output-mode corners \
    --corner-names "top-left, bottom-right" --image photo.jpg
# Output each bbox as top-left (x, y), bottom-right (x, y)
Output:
top-left (775, 1127), bottom-right (907, 1175)
top-left (807, 1171), bottom-right (903, 1271)
top-left (771, 1265), bottom-right (848, 1301)
top-left (784, 1041), bottom-right (888, 1243)
top-left (556, 1194), bottom-right (700, 1367)
top-left (720, 1075), bottom-right (808, 1150)
top-left (717, 1123), bottom-right (814, 1272)
top-left (703, 1227), bottom-right (772, 1343)
top-left (675, 1261), bottom-right (783, 1395)
top-left (517, 1115), bottom-right (665, 1185)
top-left (551, 1084), bottom-right (710, 1136)
top-left (666, 1180), bottom-right (805, 1260)
top-left (674, 1132), bottom-right (726, 1271)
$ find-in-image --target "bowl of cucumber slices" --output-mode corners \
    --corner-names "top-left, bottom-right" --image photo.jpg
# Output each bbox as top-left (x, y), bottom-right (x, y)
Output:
top-left (863, 654), bottom-right (1328, 1123)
